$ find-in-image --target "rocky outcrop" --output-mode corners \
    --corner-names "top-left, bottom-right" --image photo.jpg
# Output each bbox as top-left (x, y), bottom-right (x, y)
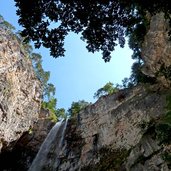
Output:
top-left (142, 12), bottom-right (171, 86)
top-left (16, 109), bottom-right (54, 152)
top-left (1, 11), bottom-right (171, 171)
top-left (0, 27), bottom-right (42, 152)
top-left (24, 13), bottom-right (171, 171)
top-left (0, 108), bottom-right (55, 171)
top-left (55, 85), bottom-right (170, 171)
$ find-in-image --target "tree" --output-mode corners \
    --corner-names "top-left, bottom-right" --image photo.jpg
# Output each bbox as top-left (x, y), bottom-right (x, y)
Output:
top-left (94, 82), bottom-right (118, 99)
top-left (56, 108), bottom-right (67, 119)
top-left (0, 15), bottom-right (15, 31)
top-left (30, 53), bottom-right (56, 100)
top-left (68, 100), bottom-right (90, 117)
top-left (14, 1), bottom-right (171, 62)
top-left (0, 15), bottom-right (66, 121)
top-left (120, 61), bottom-right (157, 89)
top-left (42, 97), bottom-right (58, 122)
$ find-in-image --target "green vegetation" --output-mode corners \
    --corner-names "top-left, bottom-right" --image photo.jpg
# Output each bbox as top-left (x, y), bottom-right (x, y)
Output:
top-left (29, 47), bottom-right (66, 122)
top-left (0, 15), bottom-right (15, 31)
top-left (68, 100), bottom-right (90, 118)
top-left (56, 108), bottom-right (67, 119)
top-left (157, 64), bottom-right (171, 81)
top-left (30, 53), bottom-right (56, 100)
top-left (42, 98), bottom-right (58, 122)
top-left (0, 14), bottom-right (67, 122)
top-left (82, 147), bottom-right (129, 171)
top-left (162, 151), bottom-right (171, 169)
top-left (155, 123), bottom-right (171, 144)
top-left (155, 94), bottom-right (171, 144)
top-left (28, 127), bottom-right (33, 135)
top-left (15, 0), bottom-right (171, 62)
top-left (94, 82), bottom-right (119, 99)
top-left (124, 62), bottom-right (156, 88)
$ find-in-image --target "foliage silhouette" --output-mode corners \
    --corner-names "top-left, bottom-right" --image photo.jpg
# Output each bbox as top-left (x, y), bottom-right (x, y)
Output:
top-left (14, 1), bottom-right (171, 62)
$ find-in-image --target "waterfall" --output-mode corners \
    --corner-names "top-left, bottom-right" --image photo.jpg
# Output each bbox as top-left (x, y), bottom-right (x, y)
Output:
top-left (29, 119), bottom-right (68, 171)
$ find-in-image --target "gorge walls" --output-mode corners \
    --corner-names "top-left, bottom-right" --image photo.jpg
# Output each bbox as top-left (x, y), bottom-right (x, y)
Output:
top-left (0, 27), bottom-right (42, 152)
top-left (1, 12), bottom-right (171, 171)
top-left (56, 85), bottom-right (170, 171)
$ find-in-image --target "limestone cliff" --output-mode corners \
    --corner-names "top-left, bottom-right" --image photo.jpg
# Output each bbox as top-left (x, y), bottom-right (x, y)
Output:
top-left (0, 27), bottom-right (42, 152)
top-left (43, 13), bottom-right (171, 171)
top-left (55, 85), bottom-right (170, 171)
top-left (142, 12), bottom-right (171, 86)
top-left (0, 108), bottom-right (55, 171)
top-left (1, 12), bottom-right (171, 171)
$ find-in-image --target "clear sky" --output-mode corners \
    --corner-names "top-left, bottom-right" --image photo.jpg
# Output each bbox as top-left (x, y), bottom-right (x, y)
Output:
top-left (1, 0), bottom-right (134, 110)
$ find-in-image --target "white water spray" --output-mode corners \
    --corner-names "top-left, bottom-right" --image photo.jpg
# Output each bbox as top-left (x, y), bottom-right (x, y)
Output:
top-left (29, 119), bottom-right (68, 171)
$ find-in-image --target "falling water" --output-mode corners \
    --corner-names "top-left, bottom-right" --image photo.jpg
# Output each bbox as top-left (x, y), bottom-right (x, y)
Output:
top-left (29, 119), bottom-right (68, 171)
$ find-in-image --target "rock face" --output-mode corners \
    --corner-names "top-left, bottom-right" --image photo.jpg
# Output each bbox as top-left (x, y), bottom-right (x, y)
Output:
top-left (0, 27), bottom-right (42, 152)
top-left (18, 108), bottom-right (55, 153)
top-left (0, 108), bottom-right (55, 171)
top-left (56, 85), bottom-right (170, 171)
top-left (42, 13), bottom-right (171, 171)
top-left (142, 12), bottom-right (171, 84)
top-left (1, 12), bottom-right (171, 171)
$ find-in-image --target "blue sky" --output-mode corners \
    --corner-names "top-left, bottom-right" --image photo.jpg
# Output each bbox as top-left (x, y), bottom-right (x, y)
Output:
top-left (1, 0), bottom-right (134, 110)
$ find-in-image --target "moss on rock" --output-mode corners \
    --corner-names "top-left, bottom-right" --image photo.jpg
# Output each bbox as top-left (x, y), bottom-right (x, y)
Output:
top-left (81, 147), bottom-right (130, 171)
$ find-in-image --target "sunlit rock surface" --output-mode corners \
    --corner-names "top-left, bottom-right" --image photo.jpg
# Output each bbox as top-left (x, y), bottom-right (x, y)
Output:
top-left (142, 12), bottom-right (171, 86)
top-left (25, 12), bottom-right (171, 171)
top-left (1, 11), bottom-right (171, 171)
top-left (0, 27), bottom-right (42, 152)
top-left (56, 85), bottom-right (169, 171)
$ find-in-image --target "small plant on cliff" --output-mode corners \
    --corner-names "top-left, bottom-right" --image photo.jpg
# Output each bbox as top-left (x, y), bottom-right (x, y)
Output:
top-left (0, 15), bottom-right (15, 31)
top-left (157, 64), bottom-right (171, 81)
top-left (82, 147), bottom-right (130, 171)
top-left (155, 93), bottom-right (171, 144)
top-left (162, 151), bottom-right (171, 169)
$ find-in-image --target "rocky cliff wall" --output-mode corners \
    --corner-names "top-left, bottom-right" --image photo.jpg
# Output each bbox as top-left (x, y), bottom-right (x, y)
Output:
top-left (54, 13), bottom-right (171, 171)
top-left (0, 27), bottom-right (42, 152)
top-left (56, 85), bottom-right (170, 171)
top-left (1, 12), bottom-right (171, 171)
top-left (142, 12), bottom-right (171, 86)
top-left (0, 108), bottom-right (55, 171)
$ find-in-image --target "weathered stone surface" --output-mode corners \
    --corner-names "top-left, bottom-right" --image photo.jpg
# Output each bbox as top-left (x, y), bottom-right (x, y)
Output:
top-left (142, 12), bottom-right (171, 85)
top-left (0, 108), bottom-right (55, 171)
top-left (1, 12), bottom-right (171, 171)
top-left (56, 85), bottom-right (170, 171)
top-left (0, 27), bottom-right (42, 152)
top-left (16, 108), bottom-right (55, 153)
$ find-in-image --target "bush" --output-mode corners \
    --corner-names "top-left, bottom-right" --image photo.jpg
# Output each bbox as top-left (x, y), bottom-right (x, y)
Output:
top-left (155, 95), bottom-right (171, 144)
top-left (94, 82), bottom-right (119, 99)
top-left (155, 122), bottom-right (171, 144)
top-left (68, 100), bottom-right (90, 118)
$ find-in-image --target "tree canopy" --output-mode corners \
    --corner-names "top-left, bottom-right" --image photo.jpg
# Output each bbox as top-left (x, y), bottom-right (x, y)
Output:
top-left (14, 0), bottom-right (171, 62)
top-left (94, 82), bottom-right (118, 99)
top-left (68, 100), bottom-right (90, 117)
